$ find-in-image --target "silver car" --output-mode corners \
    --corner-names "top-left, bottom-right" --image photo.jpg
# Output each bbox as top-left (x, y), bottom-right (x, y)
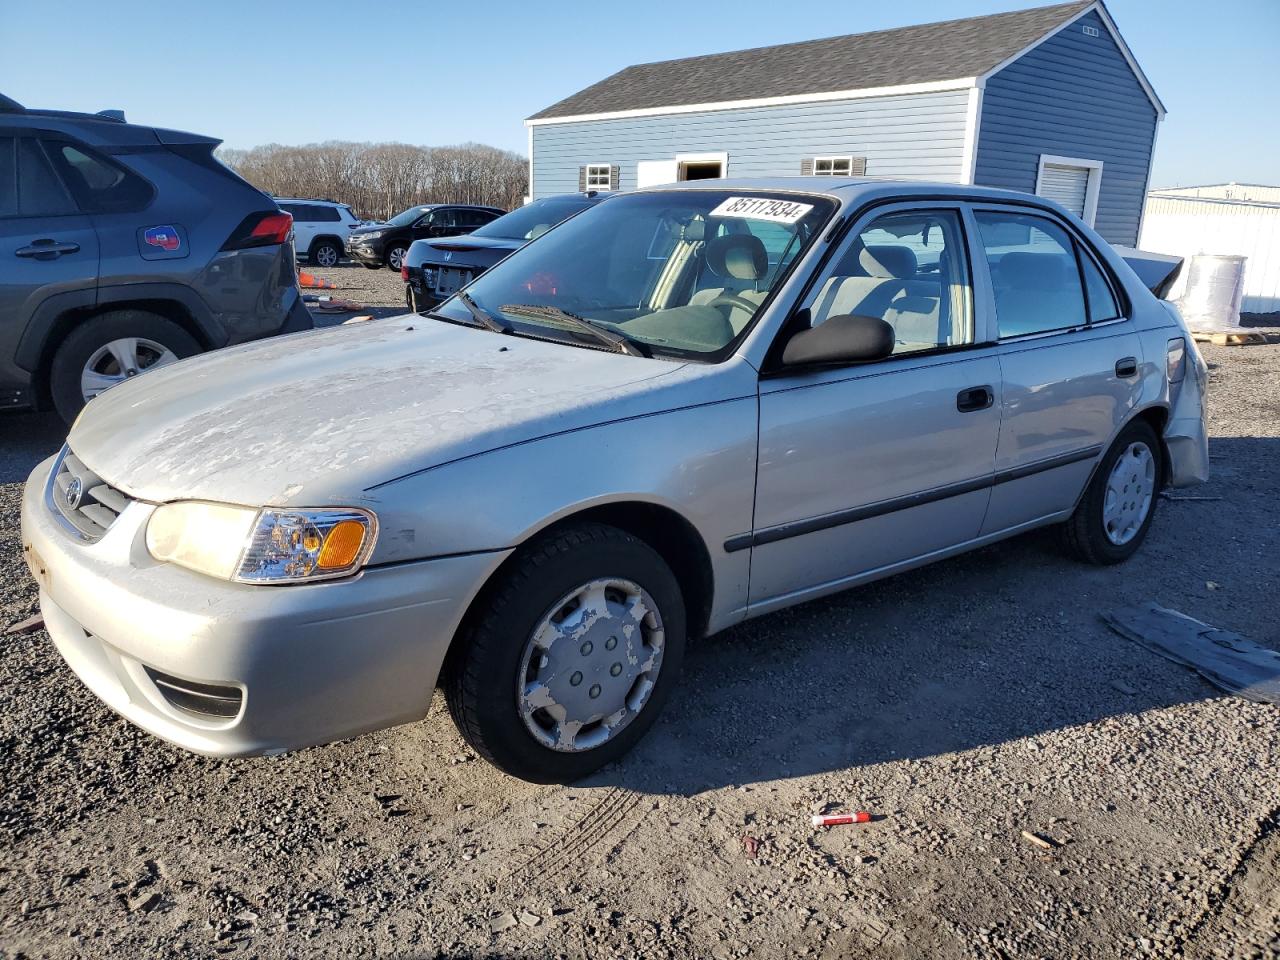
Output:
top-left (21, 179), bottom-right (1208, 782)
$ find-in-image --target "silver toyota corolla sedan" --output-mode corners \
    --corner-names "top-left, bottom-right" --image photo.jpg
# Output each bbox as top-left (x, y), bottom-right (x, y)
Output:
top-left (21, 178), bottom-right (1208, 782)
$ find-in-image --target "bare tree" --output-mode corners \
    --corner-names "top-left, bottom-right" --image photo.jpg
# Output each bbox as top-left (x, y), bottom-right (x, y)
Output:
top-left (217, 140), bottom-right (528, 218)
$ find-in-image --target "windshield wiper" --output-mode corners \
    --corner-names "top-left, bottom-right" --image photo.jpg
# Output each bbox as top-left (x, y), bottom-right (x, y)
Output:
top-left (457, 291), bottom-right (513, 334)
top-left (500, 303), bottom-right (648, 357)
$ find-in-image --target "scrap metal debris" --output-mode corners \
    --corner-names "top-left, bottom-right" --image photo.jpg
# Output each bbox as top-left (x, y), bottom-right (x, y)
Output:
top-left (4, 614), bottom-right (43, 636)
top-left (1103, 603), bottom-right (1280, 705)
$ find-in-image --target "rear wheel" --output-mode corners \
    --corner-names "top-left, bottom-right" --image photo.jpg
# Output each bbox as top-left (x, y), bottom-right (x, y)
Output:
top-left (310, 239), bottom-right (340, 267)
top-left (1062, 419), bottom-right (1163, 564)
top-left (444, 523), bottom-right (686, 783)
top-left (49, 310), bottom-right (200, 424)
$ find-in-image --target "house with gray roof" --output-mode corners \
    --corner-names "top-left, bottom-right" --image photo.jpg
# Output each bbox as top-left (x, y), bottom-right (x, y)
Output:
top-left (526, 0), bottom-right (1164, 245)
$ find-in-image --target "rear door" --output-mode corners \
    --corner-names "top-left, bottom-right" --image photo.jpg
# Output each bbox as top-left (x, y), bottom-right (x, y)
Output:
top-left (971, 205), bottom-right (1142, 533)
top-left (0, 134), bottom-right (100, 384)
top-left (748, 204), bottom-right (1002, 609)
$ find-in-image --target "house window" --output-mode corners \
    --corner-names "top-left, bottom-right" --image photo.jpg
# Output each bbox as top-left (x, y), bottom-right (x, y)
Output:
top-left (584, 164), bottom-right (612, 190)
top-left (814, 156), bottom-right (854, 176)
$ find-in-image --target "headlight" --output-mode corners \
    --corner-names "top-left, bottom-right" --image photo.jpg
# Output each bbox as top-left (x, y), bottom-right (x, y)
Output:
top-left (359, 230), bottom-right (383, 240)
top-left (146, 503), bottom-right (376, 584)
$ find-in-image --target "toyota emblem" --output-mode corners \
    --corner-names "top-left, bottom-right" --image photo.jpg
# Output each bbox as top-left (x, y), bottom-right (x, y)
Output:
top-left (64, 476), bottom-right (83, 510)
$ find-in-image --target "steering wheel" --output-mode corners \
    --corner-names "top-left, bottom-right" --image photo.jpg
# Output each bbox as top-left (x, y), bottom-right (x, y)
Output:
top-left (708, 292), bottom-right (758, 314)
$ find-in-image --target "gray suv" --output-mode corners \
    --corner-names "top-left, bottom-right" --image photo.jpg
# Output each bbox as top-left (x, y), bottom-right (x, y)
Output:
top-left (0, 94), bottom-right (311, 422)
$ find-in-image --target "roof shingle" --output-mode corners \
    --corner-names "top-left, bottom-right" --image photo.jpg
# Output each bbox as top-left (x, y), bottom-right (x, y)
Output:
top-left (530, 1), bottom-right (1094, 120)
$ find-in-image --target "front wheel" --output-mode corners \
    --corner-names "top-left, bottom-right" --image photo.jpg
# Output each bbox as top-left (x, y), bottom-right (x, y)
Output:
top-left (386, 246), bottom-right (407, 272)
top-left (444, 523), bottom-right (686, 783)
top-left (1062, 419), bottom-right (1163, 564)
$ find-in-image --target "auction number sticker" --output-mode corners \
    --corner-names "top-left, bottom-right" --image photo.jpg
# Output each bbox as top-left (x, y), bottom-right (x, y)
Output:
top-left (709, 197), bottom-right (814, 224)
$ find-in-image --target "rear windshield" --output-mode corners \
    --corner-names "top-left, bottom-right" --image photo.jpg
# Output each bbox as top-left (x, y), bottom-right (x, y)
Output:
top-left (472, 197), bottom-right (595, 241)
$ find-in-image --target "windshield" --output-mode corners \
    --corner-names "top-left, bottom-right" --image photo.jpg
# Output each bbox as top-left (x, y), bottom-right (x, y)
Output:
top-left (431, 190), bottom-right (835, 359)
top-left (471, 197), bottom-right (595, 241)
top-left (385, 206), bottom-right (430, 227)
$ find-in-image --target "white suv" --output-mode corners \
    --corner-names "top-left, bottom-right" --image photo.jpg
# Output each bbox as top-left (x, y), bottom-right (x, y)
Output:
top-left (275, 199), bottom-right (361, 267)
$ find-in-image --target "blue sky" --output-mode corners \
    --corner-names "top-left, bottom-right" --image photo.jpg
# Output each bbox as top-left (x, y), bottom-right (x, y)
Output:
top-left (2, 0), bottom-right (1276, 188)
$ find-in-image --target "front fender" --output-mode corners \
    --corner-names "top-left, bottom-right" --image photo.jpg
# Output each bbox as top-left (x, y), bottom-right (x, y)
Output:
top-left (362, 397), bottom-right (760, 632)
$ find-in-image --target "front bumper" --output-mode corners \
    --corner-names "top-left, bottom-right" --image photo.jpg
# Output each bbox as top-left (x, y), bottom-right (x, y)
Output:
top-left (346, 239), bottom-right (384, 266)
top-left (20, 455), bottom-right (508, 756)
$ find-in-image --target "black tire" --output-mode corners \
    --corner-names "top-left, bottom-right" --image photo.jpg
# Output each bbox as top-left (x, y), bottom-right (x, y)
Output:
top-left (386, 245), bottom-right (407, 272)
top-left (1062, 419), bottom-right (1163, 565)
top-left (310, 239), bottom-right (341, 268)
top-left (49, 310), bottom-right (201, 424)
top-left (444, 523), bottom-right (686, 783)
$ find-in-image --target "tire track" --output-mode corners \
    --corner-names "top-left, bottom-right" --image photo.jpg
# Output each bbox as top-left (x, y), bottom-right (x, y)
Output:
top-left (503, 787), bottom-right (648, 890)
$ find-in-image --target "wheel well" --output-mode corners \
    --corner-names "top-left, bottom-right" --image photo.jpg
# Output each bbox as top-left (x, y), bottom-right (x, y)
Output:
top-left (309, 235), bottom-right (342, 254)
top-left (31, 299), bottom-right (212, 408)
top-left (1133, 405), bottom-right (1171, 486)
top-left (451, 502), bottom-right (716, 666)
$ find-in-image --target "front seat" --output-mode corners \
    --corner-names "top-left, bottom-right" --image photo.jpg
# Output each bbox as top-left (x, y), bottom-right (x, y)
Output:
top-left (809, 243), bottom-right (919, 326)
top-left (690, 234), bottom-right (770, 333)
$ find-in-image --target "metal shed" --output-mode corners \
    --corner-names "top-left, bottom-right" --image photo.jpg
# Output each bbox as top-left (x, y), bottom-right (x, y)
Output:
top-left (1139, 188), bottom-right (1280, 314)
top-left (526, 0), bottom-right (1163, 246)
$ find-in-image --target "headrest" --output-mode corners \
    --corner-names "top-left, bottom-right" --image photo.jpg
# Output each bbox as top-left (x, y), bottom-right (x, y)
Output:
top-left (859, 244), bottom-right (917, 279)
top-left (999, 252), bottom-right (1068, 290)
top-left (705, 234), bottom-right (768, 281)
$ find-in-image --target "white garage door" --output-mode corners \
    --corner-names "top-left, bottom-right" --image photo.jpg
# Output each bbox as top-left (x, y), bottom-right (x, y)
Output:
top-left (1038, 163), bottom-right (1090, 218)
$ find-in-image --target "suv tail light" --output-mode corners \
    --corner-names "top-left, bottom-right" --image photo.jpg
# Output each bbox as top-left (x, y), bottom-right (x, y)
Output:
top-left (400, 263), bottom-right (410, 281)
top-left (221, 211), bottom-right (293, 251)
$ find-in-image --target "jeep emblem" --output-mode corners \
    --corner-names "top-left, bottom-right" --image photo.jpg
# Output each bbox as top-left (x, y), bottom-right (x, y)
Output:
top-left (64, 476), bottom-right (83, 510)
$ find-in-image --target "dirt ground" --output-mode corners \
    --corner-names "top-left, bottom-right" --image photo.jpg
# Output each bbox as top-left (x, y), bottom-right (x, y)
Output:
top-left (1, 340), bottom-right (1278, 960)
top-left (301, 262), bottom-right (413, 327)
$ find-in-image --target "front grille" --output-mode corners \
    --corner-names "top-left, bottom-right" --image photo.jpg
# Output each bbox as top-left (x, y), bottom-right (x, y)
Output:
top-left (49, 448), bottom-right (134, 541)
top-left (144, 668), bottom-right (243, 720)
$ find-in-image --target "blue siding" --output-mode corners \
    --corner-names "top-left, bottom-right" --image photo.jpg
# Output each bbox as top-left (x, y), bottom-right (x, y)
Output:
top-left (531, 91), bottom-right (970, 199)
top-left (974, 10), bottom-right (1157, 246)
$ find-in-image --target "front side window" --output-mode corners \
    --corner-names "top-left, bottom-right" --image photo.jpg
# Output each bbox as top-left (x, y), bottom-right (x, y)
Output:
top-left (430, 190), bottom-right (835, 360)
top-left (806, 209), bottom-right (973, 355)
top-left (975, 211), bottom-right (1088, 338)
top-left (584, 164), bottom-right (612, 190)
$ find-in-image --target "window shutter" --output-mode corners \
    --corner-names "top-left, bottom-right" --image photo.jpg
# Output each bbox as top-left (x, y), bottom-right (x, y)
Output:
top-left (800, 158), bottom-right (814, 176)
top-left (1038, 163), bottom-right (1090, 217)
top-left (609, 164), bottom-right (619, 191)
top-left (578, 166), bottom-right (587, 192)
top-left (850, 157), bottom-right (867, 176)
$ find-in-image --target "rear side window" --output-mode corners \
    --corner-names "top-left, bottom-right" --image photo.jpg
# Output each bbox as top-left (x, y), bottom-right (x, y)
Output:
top-left (312, 205), bottom-right (340, 222)
top-left (1080, 250), bottom-right (1121, 322)
top-left (0, 137), bottom-right (15, 216)
top-left (17, 139), bottom-right (77, 216)
top-left (975, 211), bottom-right (1087, 338)
top-left (46, 141), bottom-right (152, 213)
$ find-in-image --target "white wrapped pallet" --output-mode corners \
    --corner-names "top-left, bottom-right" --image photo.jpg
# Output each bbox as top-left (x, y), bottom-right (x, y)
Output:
top-left (1175, 254), bottom-right (1247, 333)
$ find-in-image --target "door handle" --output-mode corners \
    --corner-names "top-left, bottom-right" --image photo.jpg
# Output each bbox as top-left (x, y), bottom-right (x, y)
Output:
top-left (15, 238), bottom-right (81, 259)
top-left (956, 385), bottom-right (994, 412)
top-left (1115, 357), bottom-right (1138, 378)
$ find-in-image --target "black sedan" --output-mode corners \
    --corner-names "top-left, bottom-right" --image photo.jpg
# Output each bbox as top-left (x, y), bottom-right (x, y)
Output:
top-left (403, 193), bottom-right (606, 311)
top-left (346, 203), bottom-right (504, 271)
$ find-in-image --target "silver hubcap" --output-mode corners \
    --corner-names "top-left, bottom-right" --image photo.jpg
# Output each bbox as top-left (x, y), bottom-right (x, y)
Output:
top-left (1103, 441), bottom-right (1155, 545)
top-left (388, 248), bottom-right (405, 270)
top-left (517, 578), bottom-right (665, 753)
top-left (315, 246), bottom-right (338, 266)
top-left (81, 337), bottom-right (179, 401)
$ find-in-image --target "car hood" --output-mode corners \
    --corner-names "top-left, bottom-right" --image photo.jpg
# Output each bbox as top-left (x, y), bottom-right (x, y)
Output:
top-left (350, 223), bottom-right (393, 237)
top-left (67, 318), bottom-right (702, 507)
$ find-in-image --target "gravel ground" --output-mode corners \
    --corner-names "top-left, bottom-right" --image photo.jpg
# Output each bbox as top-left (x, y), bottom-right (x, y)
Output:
top-left (302, 263), bottom-right (413, 327)
top-left (1, 343), bottom-right (1278, 960)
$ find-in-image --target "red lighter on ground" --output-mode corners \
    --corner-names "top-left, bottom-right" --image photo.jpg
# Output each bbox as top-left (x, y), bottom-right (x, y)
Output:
top-left (811, 811), bottom-right (872, 828)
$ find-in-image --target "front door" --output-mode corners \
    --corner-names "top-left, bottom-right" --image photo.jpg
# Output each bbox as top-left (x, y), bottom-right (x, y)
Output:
top-left (969, 206), bottom-right (1144, 534)
top-left (749, 205), bottom-right (1001, 609)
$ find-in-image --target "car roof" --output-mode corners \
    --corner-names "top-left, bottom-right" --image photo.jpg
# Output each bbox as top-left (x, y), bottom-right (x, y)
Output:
top-left (634, 176), bottom-right (1069, 211)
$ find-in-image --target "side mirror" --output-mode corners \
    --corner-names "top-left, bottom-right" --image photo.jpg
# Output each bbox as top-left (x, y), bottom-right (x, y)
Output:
top-left (782, 314), bottom-right (895, 367)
